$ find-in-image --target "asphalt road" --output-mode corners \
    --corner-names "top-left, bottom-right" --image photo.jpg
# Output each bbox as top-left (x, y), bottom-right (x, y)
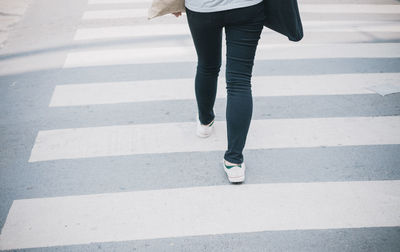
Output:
top-left (0, 0), bottom-right (400, 251)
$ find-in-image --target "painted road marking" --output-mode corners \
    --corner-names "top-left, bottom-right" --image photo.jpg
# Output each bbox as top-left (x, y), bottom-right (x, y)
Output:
top-left (1, 180), bottom-right (399, 250)
top-left (73, 21), bottom-right (400, 40)
top-left (88, 0), bottom-right (151, 4)
top-left (63, 43), bottom-right (400, 68)
top-left (28, 116), bottom-right (400, 162)
top-left (83, 9), bottom-right (149, 19)
top-left (299, 4), bottom-right (400, 14)
top-left (48, 73), bottom-right (400, 107)
top-left (82, 5), bottom-right (400, 20)
top-left (74, 24), bottom-right (189, 40)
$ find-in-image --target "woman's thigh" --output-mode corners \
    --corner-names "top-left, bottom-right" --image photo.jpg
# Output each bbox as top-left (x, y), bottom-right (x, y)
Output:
top-left (224, 3), bottom-right (265, 85)
top-left (185, 8), bottom-right (223, 69)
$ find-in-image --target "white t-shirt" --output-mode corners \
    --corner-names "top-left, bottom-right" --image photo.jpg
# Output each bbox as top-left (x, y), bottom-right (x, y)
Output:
top-left (185, 0), bottom-right (263, 13)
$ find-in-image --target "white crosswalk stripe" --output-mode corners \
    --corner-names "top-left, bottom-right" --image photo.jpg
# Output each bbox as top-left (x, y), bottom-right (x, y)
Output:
top-left (1, 180), bottom-right (399, 250)
top-left (299, 4), bottom-right (400, 13)
top-left (74, 24), bottom-right (190, 40)
top-left (73, 21), bottom-right (400, 40)
top-left (82, 5), bottom-right (400, 20)
top-left (88, 0), bottom-right (151, 4)
top-left (49, 73), bottom-right (400, 107)
top-left (1, 0), bottom-right (399, 250)
top-left (63, 43), bottom-right (400, 68)
top-left (28, 116), bottom-right (400, 162)
top-left (85, 3), bottom-right (400, 13)
top-left (82, 9), bottom-right (150, 19)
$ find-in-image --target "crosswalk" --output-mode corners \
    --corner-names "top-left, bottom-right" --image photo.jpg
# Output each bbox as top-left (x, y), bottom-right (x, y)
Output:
top-left (28, 116), bottom-right (400, 162)
top-left (1, 180), bottom-right (400, 249)
top-left (63, 43), bottom-right (400, 67)
top-left (48, 73), bottom-right (400, 107)
top-left (1, 0), bottom-right (400, 250)
top-left (73, 22), bottom-right (400, 40)
top-left (81, 5), bottom-right (400, 20)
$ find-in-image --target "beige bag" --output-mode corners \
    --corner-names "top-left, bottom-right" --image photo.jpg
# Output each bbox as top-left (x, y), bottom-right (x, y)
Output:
top-left (148, 0), bottom-right (185, 19)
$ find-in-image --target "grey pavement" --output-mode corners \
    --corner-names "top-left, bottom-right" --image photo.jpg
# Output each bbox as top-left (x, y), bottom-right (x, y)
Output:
top-left (0, 0), bottom-right (400, 251)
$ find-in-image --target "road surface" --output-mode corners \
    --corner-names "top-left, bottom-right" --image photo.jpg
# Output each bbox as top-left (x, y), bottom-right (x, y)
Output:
top-left (0, 0), bottom-right (400, 251)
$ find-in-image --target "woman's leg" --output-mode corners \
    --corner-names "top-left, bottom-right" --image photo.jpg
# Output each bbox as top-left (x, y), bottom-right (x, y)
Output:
top-left (186, 8), bottom-right (222, 125)
top-left (223, 3), bottom-right (265, 164)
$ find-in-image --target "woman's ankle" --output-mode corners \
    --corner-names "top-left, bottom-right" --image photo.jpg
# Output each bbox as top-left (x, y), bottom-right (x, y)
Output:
top-left (224, 159), bottom-right (240, 166)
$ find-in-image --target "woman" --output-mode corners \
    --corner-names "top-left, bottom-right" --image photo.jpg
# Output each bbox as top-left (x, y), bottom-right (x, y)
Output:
top-left (174, 0), bottom-right (265, 183)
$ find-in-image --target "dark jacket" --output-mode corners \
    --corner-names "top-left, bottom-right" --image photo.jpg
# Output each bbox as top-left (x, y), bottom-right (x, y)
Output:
top-left (263, 0), bottom-right (304, 41)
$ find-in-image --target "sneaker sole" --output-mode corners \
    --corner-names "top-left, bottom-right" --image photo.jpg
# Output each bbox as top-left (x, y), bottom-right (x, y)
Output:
top-left (196, 129), bottom-right (212, 138)
top-left (227, 175), bottom-right (245, 183)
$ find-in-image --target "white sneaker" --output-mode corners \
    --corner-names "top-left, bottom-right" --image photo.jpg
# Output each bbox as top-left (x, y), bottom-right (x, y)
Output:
top-left (196, 113), bottom-right (215, 138)
top-left (222, 158), bottom-right (246, 183)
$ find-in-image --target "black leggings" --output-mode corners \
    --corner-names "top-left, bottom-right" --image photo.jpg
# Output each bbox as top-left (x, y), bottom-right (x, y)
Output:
top-left (186, 2), bottom-right (265, 164)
